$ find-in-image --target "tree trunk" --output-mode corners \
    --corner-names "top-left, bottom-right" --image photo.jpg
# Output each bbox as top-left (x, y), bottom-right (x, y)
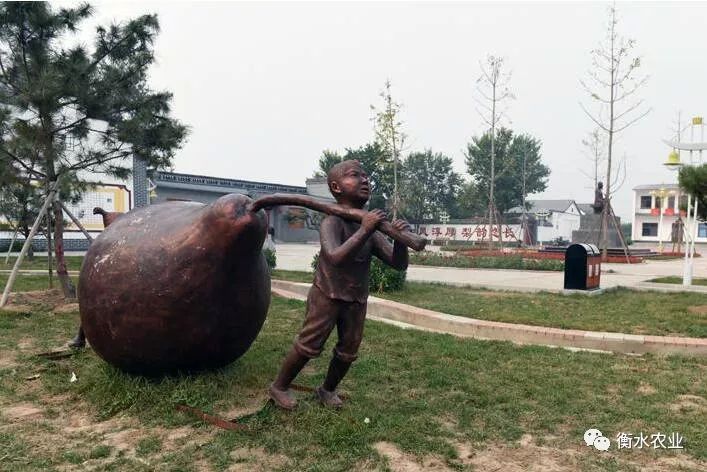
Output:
top-left (53, 198), bottom-right (76, 298)
top-left (602, 7), bottom-right (616, 262)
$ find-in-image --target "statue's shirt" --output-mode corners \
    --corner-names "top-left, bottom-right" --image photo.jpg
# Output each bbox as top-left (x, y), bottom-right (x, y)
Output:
top-left (314, 215), bottom-right (390, 304)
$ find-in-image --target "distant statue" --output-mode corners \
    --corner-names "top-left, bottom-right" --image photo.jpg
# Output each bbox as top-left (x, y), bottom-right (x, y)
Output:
top-left (592, 181), bottom-right (605, 214)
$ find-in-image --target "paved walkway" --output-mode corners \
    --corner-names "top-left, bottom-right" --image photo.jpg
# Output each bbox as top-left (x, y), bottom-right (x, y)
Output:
top-left (4, 243), bottom-right (705, 293)
top-left (273, 243), bottom-right (707, 293)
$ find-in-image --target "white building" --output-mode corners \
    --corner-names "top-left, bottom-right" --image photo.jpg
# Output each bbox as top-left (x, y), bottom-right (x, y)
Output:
top-left (631, 184), bottom-right (706, 246)
top-left (506, 200), bottom-right (583, 243)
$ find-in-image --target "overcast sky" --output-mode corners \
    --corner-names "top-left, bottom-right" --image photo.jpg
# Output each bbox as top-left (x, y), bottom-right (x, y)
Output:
top-left (58, 1), bottom-right (707, 218)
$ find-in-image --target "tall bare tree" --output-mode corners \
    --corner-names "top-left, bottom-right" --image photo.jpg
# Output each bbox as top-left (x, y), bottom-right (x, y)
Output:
top-left (371, 79), bottom-right (406, 219)
top-left (580, 3), bottom-right (650, 258)
top-left (580, 128), bottom-right (605, 190)
top-left (474, 55), bottom-right (514, 248)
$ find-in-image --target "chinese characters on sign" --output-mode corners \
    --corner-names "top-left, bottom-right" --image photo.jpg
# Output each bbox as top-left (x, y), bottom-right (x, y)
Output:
top-left (417, 224), bottom-right (520, 242)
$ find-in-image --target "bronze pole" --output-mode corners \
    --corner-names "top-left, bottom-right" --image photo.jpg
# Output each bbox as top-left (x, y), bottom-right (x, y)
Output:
top-left (249, 194), bottom-right (427, 251)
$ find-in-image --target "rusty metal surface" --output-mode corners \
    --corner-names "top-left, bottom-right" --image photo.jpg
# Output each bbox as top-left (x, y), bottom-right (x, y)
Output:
top-left (79, 194), bottom-right (270, 375)
top-left (93, 207), bottom-right (124, 227)
top-left (249, 193), bottom-right (426, 251)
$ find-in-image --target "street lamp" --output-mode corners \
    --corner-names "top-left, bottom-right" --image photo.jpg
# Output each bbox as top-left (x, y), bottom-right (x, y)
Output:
top-left (663, 150), bottom-right (697, 285)
top-left (662, 115), bottom-right (704, 286)
top-left (650, 188), bottom-right (669, 253)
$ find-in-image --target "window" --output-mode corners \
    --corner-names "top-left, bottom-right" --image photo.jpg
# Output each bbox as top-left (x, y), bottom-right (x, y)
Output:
top-left (640, 196), bottom-right (652, 209)
top-left (699, 223), bottom-right (707, 238)
top-left (642, 223), bottom-right (658, 237)
top-left (668, 196), bottom-right (676, 209)
top-left (654, 197), bottom-right (661, 209)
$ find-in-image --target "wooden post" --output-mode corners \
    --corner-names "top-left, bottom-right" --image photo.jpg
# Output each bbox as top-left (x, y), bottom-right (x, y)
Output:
top-left (1, 190), bottom-right (55, 307)
top-left (59, 201), bottom-right (93, 242)
top-left (4, 225), bottom-right (19, 265)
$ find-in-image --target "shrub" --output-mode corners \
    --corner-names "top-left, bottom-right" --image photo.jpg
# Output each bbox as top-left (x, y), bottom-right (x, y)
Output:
top-left (409, 252), bottom-right (564, 271)
top-left (0, 239), bottom-right (26, 253)
top-left (263, 248), bottom-right (276, 270)
top-left (368, 257), bottom-right (406, 293)
top-left (310, 252), bottom-right (406, 293)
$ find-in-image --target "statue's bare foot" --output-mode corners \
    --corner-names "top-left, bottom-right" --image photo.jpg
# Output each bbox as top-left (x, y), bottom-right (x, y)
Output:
top-left (269, 383), bottom-right (297, 410)
top-left (315, 386), bottom-right (343, 409)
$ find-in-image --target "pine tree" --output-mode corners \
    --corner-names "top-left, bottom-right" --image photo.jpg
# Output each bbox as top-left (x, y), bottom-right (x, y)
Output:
top-left (0, 2), bottom-right (188, 297)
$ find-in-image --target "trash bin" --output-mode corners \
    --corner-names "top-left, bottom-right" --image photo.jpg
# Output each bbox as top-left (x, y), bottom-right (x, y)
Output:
top-left (564, 243), bottom-right (601, 290)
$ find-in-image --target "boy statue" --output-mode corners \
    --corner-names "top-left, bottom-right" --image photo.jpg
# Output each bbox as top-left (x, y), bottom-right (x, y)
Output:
top-left (269, 159), bottom-right (409, 409)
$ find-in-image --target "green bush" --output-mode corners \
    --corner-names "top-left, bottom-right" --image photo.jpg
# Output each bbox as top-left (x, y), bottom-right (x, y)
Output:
top-left (0, 239), bottom-right (26, 253)
top-left (263, 248), bottom-right (276, 270)
top-left (311, 252), bottom-right (406, 293)
top-left (368, 257), bottom-right (406, 292)
top-left (409, 252), bottom-right (564, 271)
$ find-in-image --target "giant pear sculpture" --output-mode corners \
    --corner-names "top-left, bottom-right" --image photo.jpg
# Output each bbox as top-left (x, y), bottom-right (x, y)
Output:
top-left (78, 193), bottom-right (425, 375)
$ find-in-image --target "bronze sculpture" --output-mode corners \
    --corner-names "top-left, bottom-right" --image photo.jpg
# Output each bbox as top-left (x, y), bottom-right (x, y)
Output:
top-left (78, 182), bottom-right (425, 375)
top-left (269, 160), bottom-right (409, 409)
top-left (69, 207), bottom-right (125, 349)
top-left (592, 181), bottom-right (605, 214)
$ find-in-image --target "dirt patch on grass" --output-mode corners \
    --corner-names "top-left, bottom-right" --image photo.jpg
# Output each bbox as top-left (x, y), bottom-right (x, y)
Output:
top-left (102, 427), bottom-right (145, 454)
top-left (0, 304), bottom-right (33, 314)
top-left (646, 455), bottom-right (707, 471)
top-left (218, 394), bottom-right (269, 421)
top-left (637, 382), bottom-right (657, 395)
top-left (374, 442), bottom-right (451, 471)
top-left (687, 305), bottom-right (707, 315)
top-left (0, 352), bottom-right (17, 369)
top-left (1, 402), bottom-right (44, 421)
top-left (451, 434), bottom-right (582, 472)
top-left (62, 411), bottom-right (137, 436)
top-left (17, 337), bottom-right (34, 350)
top-left (8, 288), bottom-right (76, 311)
top-left (53, 302), bottom-right (79, 314)
top-left (669, 394), bottom-right (706, 413)
top-left (228, 446), bottom-right (290, 471)
top-left (448, 431), bottom-right (707, 472)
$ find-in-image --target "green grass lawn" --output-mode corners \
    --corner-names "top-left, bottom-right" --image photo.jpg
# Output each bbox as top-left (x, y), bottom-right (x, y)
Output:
top-left (0, 274), bottom-right (79, 293)
top-left (271, 271), bottom-right (707, 338)
top-left (1, 292), bottom-right (705, 471)
top-left (2, 256), bottom-right (84, 272)
top-left (649, 276), bottom-right (707, 287)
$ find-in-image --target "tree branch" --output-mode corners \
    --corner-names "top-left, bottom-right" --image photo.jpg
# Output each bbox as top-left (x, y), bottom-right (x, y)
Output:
top-left (579, 102), bottom-right (610, 132)
top-left (614, 107), bottom-right (652, 133)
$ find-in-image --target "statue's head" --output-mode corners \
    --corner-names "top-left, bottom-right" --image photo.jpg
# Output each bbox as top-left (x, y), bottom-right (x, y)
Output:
top-left (327, 160), bottom-right (370, 207)
top-left (597, 181), bottom-right (603, 189)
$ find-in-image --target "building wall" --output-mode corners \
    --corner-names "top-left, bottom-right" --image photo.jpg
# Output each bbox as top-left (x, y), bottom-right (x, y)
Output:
top-left (631, 187), bottom-right (705, 244)
top-left (152, 185), bottom-right (323, 243)
top-left (553, 212), bottom-right (581, 241)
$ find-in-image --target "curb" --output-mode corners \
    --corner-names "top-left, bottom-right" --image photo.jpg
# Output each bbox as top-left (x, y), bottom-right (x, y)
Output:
top-left (635, 282), bottom-right (707, 294)
top-left (271, 280), bottom-right (707, 357)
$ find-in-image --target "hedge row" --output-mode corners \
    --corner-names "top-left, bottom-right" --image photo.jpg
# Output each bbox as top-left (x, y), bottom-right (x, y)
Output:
top-left (409, 252), bottom-right (564, 271)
